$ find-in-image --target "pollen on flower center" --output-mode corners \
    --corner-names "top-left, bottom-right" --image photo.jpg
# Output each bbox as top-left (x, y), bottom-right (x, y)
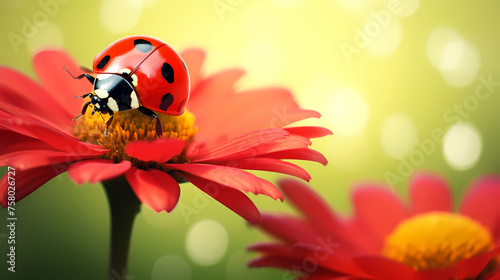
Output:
top-left (73, 106), bottom-right (198, 168)
top-left (382, 211), bottom-right (494, 271)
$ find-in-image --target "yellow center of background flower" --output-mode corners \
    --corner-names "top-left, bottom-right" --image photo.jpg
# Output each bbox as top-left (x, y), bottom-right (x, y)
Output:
top-left (382, 211), bottom-right (494, 271)
top-left (73, 106), bottom-right (198, 168)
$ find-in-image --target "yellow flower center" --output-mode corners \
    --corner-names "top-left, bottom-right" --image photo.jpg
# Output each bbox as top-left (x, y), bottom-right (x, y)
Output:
top-left (382, 212), bottom-right (494, 271)
top-left (73, 106), bottom-right (198, 169)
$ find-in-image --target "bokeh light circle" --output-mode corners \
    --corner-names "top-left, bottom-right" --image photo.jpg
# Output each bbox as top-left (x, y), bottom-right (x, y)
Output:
top-left (328, 89), bottom-right (370, 137)
top-left (152, 255), bottom-right (191, 280)
top-left (329, 135), bottom-right (372, 172)
top-left (186, 219), bottom-right (229, 266)
top-left (443, 123), bottom-right (482, 171)
top-left (27, 22), bottom-right (64, 55)
top-left (426, 27), bottom-right (481, 87)
top-left (273, 0), bottom-right (305, 7)
top-left (380, 114), bottom-right (418, 159)
top-left (99, 0), bottom-right (143, 34)
top-left (365, 17), bottom-right (403, 58)
top-left (337, 0), bottom-right (372, 12)
top-left (386, 0), bottom-right (421, 17)
top-left (440, 41), bottom-right (481, 87)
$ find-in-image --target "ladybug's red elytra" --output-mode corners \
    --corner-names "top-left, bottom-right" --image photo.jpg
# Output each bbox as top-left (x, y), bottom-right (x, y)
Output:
top-left (68, 35), bottom-right (190, 137)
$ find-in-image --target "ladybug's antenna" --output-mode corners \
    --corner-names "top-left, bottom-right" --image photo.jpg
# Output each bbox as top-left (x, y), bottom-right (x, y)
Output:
top-left (128, 44), bottom-right (165, 77)
top-left (63, 67), bottom-right (95, 84)
top-left (79, 66), bottom-right (93, 74)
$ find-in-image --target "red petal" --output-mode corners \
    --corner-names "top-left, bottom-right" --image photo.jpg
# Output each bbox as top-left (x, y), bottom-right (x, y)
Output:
top-left (354, 256), bottom-right (414, 280)
top-left (260, 148), bottom-right (328, 165)
top-left (210, 158), bottom-right (311, 181)
top-left (124, 167), bottom-right (180, 213)
top-left (180, 48), bottom-right (206, 90)
top-left (327, 277), bottom-right (365, 280)
top-left (0, 114), bottom-right (107, 155)
top-left (414, 269), bottom-right (456, 280)
top-left (280, 179), bottom-right (335, 225)
top-left (0, 128), bottom-right (57, 156)
top-left (352, 186), bottom-right (409, 251)
top-left (483, 271), bottom-right (500, 280)
top-left (191, 129), bottom-right (312, 163)
top-left (410, 247), bottom-right (500, 280)
top-left (452, 247), bottom-right (500, 279)
top-left (1, 165), bottom-right (68, 207)
top-left (249, 255), bottom-right (343, 279)
top-left (249, 243), bottom-right (366, 277)
top-left (188, 69), bottom-right (245, 128)
top-left (278, 179), bottom-right (359, 253)
top-left (459, 175), bottom-right (500, 244)
top-left (248, 242), bottom-right (292, 254)
top-left (166, 163), bottom-right (283, 201)
top-left (298, 274), bottom-right (344, 280)
top-left (284, 127), bottom-right (333, 139)
top-left (248, 255), bottom-right (305, 270)
top-left (33, 49), bottom-right (89, 117)
top-left (259, 214), bottom-right (320, 244)
top-left (189, 128), bottom-right (289, 161)
top-left (68, 159), bottom-right (131, 184)
top-left (193, 86), bottom-right (321, 145)
top-left (409, 172), bottom-right (452, 214)
top-left (182, 173), bottom-right (262, 224)
top-left (2, 149), bottom-right (96, 170)
top-left (125, 138), bottom-right (185, 162)
top-left (0, 67), bottom-right (72, 132)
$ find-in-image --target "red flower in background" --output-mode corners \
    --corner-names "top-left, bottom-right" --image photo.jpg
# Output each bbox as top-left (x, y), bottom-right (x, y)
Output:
top-left (249, 173), bottom-right (500, 279)
top-left (0, 48), bottom-right (330, 223)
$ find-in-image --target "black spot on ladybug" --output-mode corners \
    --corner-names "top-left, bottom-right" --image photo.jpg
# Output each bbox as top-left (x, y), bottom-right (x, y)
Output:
top-left (161, 63), bottom-right (175, 83)
top-left (182, 60), bottom-right (187, 71)
top-left (134, 39), bottom-right (153, 53)
top-left (96, 55), bottom-right (110, 69)
top-left (159, 93), bottom-right (174, 111)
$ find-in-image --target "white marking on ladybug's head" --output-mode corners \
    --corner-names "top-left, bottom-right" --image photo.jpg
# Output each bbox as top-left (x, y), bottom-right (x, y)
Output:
top-left (131, 73), bottom-right (138, 87)
top-left (120, 68), bottom-right (138, 87)
top-left (97, 73), bottom-right (113, 80)
top-left (95, 103), bottom-right (101, 109)
top-left (120, 68), bottom-right (131, 75)
top-left (95, 74), bottom-right (114, 90)
top-left (130, 91), bottom-right (140, 109)
top-left (94, 88), bottom-right (109, 99)
top-left (107, 97), bottom-right (119, 112)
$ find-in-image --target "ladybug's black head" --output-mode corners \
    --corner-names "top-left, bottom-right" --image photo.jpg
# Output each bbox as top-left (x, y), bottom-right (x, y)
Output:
top-left (92, 74), bottom-right (140, 113)
top-left (89, 95), bottom-right (110, 115)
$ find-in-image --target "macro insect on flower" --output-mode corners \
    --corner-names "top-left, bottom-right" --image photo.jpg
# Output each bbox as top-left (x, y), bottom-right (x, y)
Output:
top-left (0, 38), bottom-right (331, 223)
top-left (0, 36), bottom-right (331, 278)
top-left (67, 35), bottom-right (190, 137)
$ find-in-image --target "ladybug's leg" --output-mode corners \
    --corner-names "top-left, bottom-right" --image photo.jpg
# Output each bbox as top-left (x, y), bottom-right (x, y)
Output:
top-left (138, 106), bottom-right (164, 138)
top-left (73, 101), bottom-right (91, 121)
top-left (105, 111), bottom-right (114, 138)
top-left (63, 67), bottom-right (95, 84)
top-left (74, 92), bottom-right (92, 99)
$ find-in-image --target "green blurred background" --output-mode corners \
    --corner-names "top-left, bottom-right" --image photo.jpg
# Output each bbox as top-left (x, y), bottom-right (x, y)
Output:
top-left (1, 0), bottom-right (500, 279)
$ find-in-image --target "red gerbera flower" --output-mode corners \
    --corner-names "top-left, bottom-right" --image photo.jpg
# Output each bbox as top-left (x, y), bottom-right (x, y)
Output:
top-left (0, 48), bottom-right (330, 224)
top-left (249, 173), bottom-right (500, 280)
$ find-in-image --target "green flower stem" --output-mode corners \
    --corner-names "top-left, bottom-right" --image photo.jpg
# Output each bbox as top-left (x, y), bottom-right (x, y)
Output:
top-left (103, 176), bottom-right (141, 280)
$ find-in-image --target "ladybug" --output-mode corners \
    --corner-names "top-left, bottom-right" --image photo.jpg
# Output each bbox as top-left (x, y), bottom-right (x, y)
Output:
top-left (67, 35), bottom-right (190, 137)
